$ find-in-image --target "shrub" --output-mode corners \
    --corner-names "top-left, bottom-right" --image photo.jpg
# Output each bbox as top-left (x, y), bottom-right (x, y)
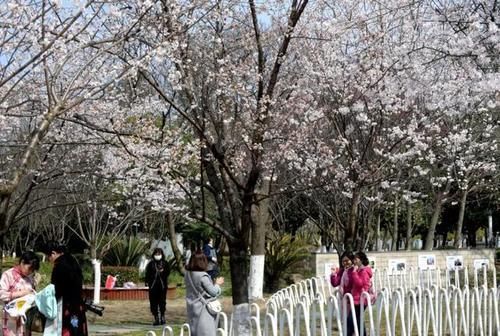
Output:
top-left (2, 257), bottom-right (17, 270)
top-left (36, 262), bottom-right (53, 289)
top-left (102, 237), bottom-right (148, 266)
top-left (264, 231), bottom-right (311, 293)
top-left (101, 266), bottom-right (143, 287)
top-left (74, 253), bottom-right (94, 285)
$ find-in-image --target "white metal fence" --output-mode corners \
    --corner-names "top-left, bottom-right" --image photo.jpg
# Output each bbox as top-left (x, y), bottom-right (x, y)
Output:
top-left (147, 267), bottom-right (499, 336)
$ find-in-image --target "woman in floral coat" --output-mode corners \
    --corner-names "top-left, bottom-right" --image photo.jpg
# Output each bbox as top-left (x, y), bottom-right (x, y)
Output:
top-left (0, 251), bottom-right (40, 336)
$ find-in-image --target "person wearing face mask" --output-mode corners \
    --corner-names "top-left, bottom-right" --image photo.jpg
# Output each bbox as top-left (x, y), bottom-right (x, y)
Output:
top-left (145, 248), bottom-right (170, 325)
top-left (0, 251), bottom-right (40, 336)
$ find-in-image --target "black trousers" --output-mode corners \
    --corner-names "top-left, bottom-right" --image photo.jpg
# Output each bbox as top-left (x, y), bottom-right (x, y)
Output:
top-left (148, 286), bottom-right (166, 317)
top-left (346, 304), bottom-right (364, 336)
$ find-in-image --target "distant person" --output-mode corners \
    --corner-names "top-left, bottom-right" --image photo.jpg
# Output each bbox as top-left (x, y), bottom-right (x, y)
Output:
top-left (45, 241), bottom-right (88, 336)
top-left (0, 251), bottom-right (40, 336)
top-left (347, 251), bottom-right (373, 336)
top-left (202, 238), bottom-right (218, 280)
top-left (184, 242), bottom-right (196, 267)
top-left (145, 248), bottom-right (169, 325)
top-left (185, 250), bottom-right (224, 336)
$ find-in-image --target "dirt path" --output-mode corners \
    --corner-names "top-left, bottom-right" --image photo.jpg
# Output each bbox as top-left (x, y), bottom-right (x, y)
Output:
top-left (88, 296), bottom-right (235, 327)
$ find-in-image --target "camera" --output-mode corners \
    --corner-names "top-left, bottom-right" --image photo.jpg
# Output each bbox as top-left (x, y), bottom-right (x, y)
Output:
top-left (84, 299), bottom-right (105, 316)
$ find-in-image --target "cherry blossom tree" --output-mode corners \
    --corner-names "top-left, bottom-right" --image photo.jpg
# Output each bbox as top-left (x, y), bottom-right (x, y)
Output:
top-left (274, 0), bottom-right (498, 252)
top-left (0, 0), bottom-right (144, 241)
top-left (93, 1), bottom-right (311, 332)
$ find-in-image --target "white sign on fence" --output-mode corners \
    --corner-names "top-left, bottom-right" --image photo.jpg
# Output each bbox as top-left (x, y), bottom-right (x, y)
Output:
top-left (418, 254), bottom-right (436, 270)
top-left (473, 258), bottom-right (489, 270)
top-left (388, 259), bottom-right (407, 274)
top-left (446, 255), bottom-right (464, 270)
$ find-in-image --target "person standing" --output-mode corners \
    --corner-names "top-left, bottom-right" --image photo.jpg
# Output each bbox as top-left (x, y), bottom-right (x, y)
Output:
top-left (185, 250), bottom-right (224, 336)
top-left (346, 251), bottom-right (373, 336)
top-left (45, 242), bottom-right (87, 336)
top-left (0, 251), bottom-right (40, 336)
top-left (184, 242), bottom-right (196, 267)
top-left (330, 250), bottom-right (355, 296)
top-left (145, 248), bottom-right (169, 325)
top-left (202, 238), bottom-right (218, 280)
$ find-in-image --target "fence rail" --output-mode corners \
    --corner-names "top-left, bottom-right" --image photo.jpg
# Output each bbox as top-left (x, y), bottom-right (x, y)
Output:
top-left (147, 266), bottom-right (499, 336)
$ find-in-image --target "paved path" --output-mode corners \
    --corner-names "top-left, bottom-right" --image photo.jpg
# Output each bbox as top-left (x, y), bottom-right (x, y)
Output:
top-left (89, 323), bottom-right (164, 335)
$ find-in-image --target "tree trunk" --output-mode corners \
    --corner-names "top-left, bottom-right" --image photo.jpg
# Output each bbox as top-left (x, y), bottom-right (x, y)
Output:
top-left (90, 240), bottom-right (97, 260)
top-left (375, 212), bottom-right (381, 251)
top-left (0, 107), bottom-right (59, 234)
top-left (406, 202), bottom-right (412, 250)
top-left (391, 194), bottom-right (399, 251)
top-left (228, 239), bottom-right (250, 335)
top-left (0, 196), bottom-right (10, 236)
top-left (249, 181), bottom-right (269, 300)
top-left (0, 234), bottom-right (3, 271)
top-left (424, 192), bottom-right (445, 250)
top-left (166, 212), bottom-right (185, 275)
top-left (453, 189), bottom-right (468, 248)
top-left (382, 228), bottom-right (389, 251)
top-left (92, 259), bottom-right (101, 304)
top-left (362, 209), bottom-right (374, 250)
top-left (345, 189), bottom-right (361, 250)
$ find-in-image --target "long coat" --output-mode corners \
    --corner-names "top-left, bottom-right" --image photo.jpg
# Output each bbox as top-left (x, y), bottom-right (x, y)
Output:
top-left (184, 271), bottom-right (221, 336)
top-left (51, 253), bottom-right (87, 336)
top-left (144, 260), bottom-right (169, 290)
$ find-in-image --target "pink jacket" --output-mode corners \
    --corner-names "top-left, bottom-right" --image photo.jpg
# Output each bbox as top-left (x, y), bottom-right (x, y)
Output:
top-left (350, 266), bottom-right (373, 305)
top-left (330, 267), bottom-right (353, 296)
top-left (0, 267), bottom-right (36, 336)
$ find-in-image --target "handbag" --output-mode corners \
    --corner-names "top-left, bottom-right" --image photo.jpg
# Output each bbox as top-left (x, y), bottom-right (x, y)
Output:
top-left (25, 306), bottom-right (46, 332)
top-left (187, 272), bottom-right (222, 315)
top-left (206, 299), bottom-right (222, 315)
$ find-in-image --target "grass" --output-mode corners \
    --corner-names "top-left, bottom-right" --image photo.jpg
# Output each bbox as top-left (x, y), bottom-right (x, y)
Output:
top-left (0, 257), bottom-right (235, 336)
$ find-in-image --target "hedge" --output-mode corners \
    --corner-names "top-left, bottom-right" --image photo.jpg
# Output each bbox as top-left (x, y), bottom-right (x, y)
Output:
top-left (100, 266), bottom-right (144, 287)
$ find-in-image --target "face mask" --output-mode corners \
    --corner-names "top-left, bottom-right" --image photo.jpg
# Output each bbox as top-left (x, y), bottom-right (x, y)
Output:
top-left (154, 255), bottom-right (162, 261)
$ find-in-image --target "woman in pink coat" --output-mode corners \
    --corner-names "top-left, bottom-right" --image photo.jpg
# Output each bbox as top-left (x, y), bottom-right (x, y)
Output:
top-left (330, 251), bottom-right (355, 296)
top-left (0, 251), bottom-right (40, 336)
top-left (346, 251), bottom-right (373, 336)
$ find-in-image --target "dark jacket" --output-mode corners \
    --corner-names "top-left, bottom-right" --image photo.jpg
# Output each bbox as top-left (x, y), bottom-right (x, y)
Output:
top-left (51, 253), bottom-right (84, 306)
top-left (51, 253), bottom-right (88, 336)
top-left (145, 260), bottom-right (169, 290)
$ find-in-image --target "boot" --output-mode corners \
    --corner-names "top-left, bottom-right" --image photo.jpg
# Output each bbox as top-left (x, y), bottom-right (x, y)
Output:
top-left (160, 315), bottom-right (166, 325)
top-left (153, 315), bottom-right (160, 326)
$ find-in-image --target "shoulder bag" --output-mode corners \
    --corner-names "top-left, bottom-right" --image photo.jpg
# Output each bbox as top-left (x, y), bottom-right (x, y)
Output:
top-left (187, 272), bottom-right (222, 315)
top-left (25, 306), bottom-right (46, 333)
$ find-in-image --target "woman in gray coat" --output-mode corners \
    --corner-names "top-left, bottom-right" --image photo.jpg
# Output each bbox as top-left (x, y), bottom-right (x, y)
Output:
top-left (185, 250), bottom-right (224, 336)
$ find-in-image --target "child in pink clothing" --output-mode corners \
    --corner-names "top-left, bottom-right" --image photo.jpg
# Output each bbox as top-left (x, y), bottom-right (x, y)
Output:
top-left (0, 251), bottom-right (40, 336)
